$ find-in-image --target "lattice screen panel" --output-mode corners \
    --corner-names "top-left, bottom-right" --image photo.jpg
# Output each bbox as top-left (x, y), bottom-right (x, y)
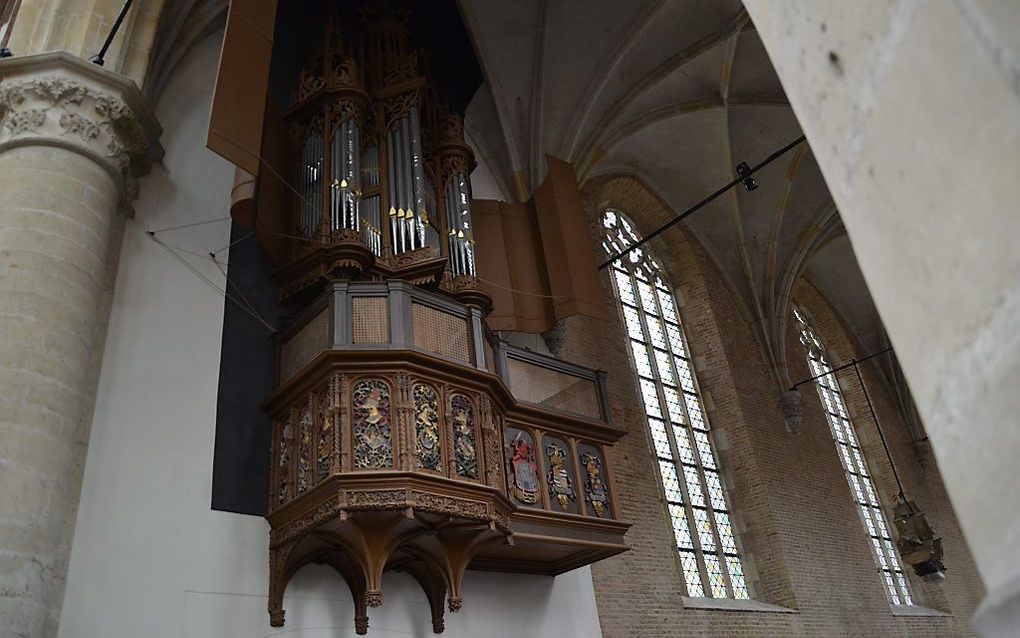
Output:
top-left (280, 309), bottom-right (330, 381)
top-left (352, 297), bottom-right (389, 344)
top-left (506, 358), bottom-right (601, 419)
top-left (411, 303), bottom-right (471, 364)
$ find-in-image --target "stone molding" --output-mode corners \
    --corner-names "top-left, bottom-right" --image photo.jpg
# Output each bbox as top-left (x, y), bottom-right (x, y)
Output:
top-left (0, 51), bottom-right (163, 215)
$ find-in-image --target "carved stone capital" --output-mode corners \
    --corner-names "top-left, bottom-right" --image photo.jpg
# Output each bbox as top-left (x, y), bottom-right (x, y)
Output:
top-left (780, 389), bottom-right (804, 433)
top-left (0, 52), bottom-right (162, 216)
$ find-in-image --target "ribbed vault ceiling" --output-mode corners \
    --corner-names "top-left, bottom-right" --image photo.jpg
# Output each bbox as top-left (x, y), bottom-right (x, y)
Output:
top-left (150, 0), bottom-right (885, 388)
top-left (460, 0), bottom-right (884, 385)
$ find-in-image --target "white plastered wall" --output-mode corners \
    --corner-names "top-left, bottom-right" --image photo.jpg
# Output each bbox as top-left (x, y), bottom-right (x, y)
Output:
top-left (57, 31), bottom-right (602, 638)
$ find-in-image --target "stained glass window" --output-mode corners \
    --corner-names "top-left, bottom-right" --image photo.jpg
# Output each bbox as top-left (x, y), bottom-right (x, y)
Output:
top-left (602, 209), bottom-right (749, 599)
top-left (793, 307), bottom-right (914, 605)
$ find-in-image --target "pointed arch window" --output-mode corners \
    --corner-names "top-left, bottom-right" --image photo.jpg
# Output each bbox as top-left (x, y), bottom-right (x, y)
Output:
top-left (602, 209), bottom-right (748, 599)
top-left (793, 307), bottom-right (914, 605)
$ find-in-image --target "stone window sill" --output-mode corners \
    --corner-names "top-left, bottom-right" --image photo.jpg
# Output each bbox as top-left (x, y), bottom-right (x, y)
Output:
top-left (891, 604), bottom-right (952, 618)
top-left (681, 597), bottom-right (798, 613)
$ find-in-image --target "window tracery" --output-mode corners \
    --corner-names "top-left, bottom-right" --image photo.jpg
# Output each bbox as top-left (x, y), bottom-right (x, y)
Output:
top-left (602, 209), bottom-right (748, 599)
top-left (793, 307), bottom-right (914, 605)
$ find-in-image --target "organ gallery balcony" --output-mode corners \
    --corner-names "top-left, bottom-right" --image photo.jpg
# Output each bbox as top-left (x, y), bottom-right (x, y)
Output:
top-left (263, 281), bottom-right (630, 634)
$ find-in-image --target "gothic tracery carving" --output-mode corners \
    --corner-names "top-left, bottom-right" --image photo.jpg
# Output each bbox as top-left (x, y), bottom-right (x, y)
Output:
top-left (352, 379), bottom-right (393, 468)
top-left (451, 394), bottom-right (478, 479)
top-left (415, 383), bottom-right (442, 471)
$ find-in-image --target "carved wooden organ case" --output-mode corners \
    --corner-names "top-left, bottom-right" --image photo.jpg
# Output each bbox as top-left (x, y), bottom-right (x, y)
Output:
top-left (265, 9), bottom-right (629, 635)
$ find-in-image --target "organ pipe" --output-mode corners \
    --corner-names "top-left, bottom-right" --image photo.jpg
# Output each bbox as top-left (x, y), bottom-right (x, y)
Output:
top-left (287, 10), bottom-right (480, 282)
top-left (299, 127), bottom-right (323, 238)
top-left (446, 173), bottom-right (475, 276)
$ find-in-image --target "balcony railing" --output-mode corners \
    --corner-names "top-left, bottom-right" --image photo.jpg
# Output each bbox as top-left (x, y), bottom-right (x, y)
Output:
top-left (276, 280), bottom-right (612, 423)
top-left (265, 280), bottom-right (628, 633)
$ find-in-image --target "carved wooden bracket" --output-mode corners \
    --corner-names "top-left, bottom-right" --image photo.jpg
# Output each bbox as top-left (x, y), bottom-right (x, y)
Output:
top-left (267, 492), bottom-right (511, 634)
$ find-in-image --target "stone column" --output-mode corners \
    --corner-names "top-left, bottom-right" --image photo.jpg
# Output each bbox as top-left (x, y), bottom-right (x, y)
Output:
top-left (0, 52), bottom-right (160, 637)
top-left (742, 2), bottom-right (1020, 635)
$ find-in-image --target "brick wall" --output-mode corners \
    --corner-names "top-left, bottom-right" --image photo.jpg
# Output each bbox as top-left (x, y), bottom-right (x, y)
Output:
top-left (553, 174), bottom-right (984, 636)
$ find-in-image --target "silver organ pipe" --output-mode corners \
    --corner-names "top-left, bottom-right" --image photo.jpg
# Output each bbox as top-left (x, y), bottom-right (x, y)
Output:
top-left (401, 118), bottom-right (411, 250)
top-left (397, 118), bottom-right (406, 249)
top-left (387, 124), bottom-right (398, 253)
top-left (300, 128), bottom-right (323, 238)
top-left (409, 106), bottom-right (426, 249)
top-left (424, 171), bottom-right (438, 249)
top-left (286, 26), bottom-right (482, 274)
top-left (348, 120), bottom-right (360, 231)
top-left (315, 132), bottom-right (323, 234)
top-left (299, 137), bottom-right (308, 236)
top-left (330, 124), bottom-right (340, 231)
top-left (461, 174), bottom-right (475, 275)
top-left (329, 118), bottom-right (362, 233)
top-left (360, 143), bottom-right (381, 256)
top-left (402, 119), bottom-right (411, 251)
top-left (445, 173), bottom-right (475, 276)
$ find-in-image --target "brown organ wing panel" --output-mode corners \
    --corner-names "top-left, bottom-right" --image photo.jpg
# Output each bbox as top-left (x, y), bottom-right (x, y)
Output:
top-left (207, 0), bottom-right (278, 176)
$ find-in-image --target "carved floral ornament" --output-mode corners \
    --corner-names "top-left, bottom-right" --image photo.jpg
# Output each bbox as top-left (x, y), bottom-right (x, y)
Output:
top-left (0, 74), bottom-right (155, 179)
top-left (0, 57), bottom-right (161, 208)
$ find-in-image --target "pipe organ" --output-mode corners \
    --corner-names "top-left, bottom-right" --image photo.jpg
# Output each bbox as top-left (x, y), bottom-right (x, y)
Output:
top-left (266, 7), bottom-right (629, 635)
top-left (278, 8), bottom-right (483, 304)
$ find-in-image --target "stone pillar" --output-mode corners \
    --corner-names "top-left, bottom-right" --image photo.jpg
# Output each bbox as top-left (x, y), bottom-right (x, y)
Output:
top-left (742, 2), bottom-right (1020, 635)
top-left (4, 0), bottom-right (160, 84)
top-left (0, 52), bottom-right (160, 637)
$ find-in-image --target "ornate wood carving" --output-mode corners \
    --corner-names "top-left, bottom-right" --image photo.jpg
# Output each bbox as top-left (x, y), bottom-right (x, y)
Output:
top-left (265, 8), bottom-right (629, 630)
top-left (265, 357), bottom-right (627, 633)
top-left (394, 372), bottom-right (414, 471)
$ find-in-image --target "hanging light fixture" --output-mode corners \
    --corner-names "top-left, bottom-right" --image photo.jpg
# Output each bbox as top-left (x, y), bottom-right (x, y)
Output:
top-left (791, 346), bottom-right (949, 582)
top-left (850, 359), bottom-right (947, 582)
top-left (893, 500), bottom-right (946, 582)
